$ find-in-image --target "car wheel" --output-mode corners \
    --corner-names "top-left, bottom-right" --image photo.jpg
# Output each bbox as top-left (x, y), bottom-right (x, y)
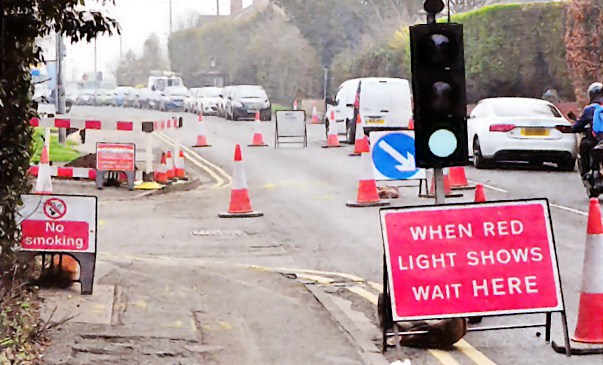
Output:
top-left (558, 157), bottom-right (576, 172)
top-left (473, 137), bottom-right (491, 169)
top-left (346, 119), bottom-right (355, 144)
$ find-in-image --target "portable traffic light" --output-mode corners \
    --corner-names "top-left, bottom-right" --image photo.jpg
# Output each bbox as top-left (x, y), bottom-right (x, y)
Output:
top-left (410, 23), bottom-right (468, 168)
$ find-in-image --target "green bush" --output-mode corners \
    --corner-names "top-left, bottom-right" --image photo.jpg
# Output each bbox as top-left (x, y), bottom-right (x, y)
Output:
top-left (30, 129), bottom-right (80, 164)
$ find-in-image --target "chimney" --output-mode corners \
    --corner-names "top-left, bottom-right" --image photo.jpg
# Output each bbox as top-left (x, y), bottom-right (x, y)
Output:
top-left (230, 0), bottom-right (243, 15)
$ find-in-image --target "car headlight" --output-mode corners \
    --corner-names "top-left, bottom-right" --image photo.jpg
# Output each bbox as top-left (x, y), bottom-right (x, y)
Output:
top-left (264, 100), bottom-right (271, 108)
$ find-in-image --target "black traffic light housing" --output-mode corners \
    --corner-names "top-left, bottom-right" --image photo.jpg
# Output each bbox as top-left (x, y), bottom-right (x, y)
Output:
top-left (410, 23), bottom-right (468, 168)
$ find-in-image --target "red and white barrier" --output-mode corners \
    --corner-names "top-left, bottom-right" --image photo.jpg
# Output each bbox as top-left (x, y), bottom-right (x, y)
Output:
top-left (31, 117), bottom-right (181, 132)
top-left (28, 165), bottom-right (97, 180)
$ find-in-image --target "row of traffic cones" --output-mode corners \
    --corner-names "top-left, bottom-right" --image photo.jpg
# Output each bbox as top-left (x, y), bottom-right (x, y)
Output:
top-left (154, 148), bottom-right (188, 184)
top-left (193, 111), bottom-right (268, 148)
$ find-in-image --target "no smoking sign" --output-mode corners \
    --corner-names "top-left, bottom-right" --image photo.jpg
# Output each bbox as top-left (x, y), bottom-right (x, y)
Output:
top-left (43, 198), bottom-right (67, 220)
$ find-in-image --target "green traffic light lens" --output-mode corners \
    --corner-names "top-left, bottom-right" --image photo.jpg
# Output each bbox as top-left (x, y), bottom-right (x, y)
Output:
top-left (429, 129), bottom-right (458, 157)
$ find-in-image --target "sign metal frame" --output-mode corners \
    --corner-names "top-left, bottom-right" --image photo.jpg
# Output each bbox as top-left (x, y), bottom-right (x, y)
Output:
top-left (95, 142), bottom-right (136, 190)
top-left (377, 198), bottom-right (571, 356)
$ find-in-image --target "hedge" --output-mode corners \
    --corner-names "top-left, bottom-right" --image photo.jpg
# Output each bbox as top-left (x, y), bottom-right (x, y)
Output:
top-left (331, 2), bottom-right (573, 103)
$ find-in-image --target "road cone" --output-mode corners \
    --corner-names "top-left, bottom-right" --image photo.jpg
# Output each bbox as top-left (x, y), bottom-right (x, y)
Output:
top-left (154, 152), bottom-right (169, 184)
top-left (293, 100), bottom-right (298, 110)
top-left (449, 166), bottom-right (476, 190)
top-left (175, 149), bottom-right (188, 181)
top-left (52, 254), bottom-right (79, 281)
top-left (34, 145), bottom-right (53, 194)
top-left (249, 111), bottom-right (268, 147)
top-left (350, 115), bottom-right (369, 156)
top-left (572, 198), bottom-right (603, 344)
top-left (474, 184), bottom-right (486, 202)
top-left (219, 145), bottom-right (263, 218)
top-left (322, 113), bottom-right (343, 148)
top-left (311, 103), bottom-right (320, 124)
top-left (427, 169), bottom-right (463, 198)
top-left (193, 114), bottom-right (211, 147)
top-left (347, 152), bottom-right (390, 208)
top-left (165, 150), bottom-right (176, 180)
top-left (408, 118), bottom-right (414, 130)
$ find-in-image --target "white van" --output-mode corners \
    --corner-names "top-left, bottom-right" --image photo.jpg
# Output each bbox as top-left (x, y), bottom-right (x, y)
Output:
top-left (326, 77), bottom-right (413, 143)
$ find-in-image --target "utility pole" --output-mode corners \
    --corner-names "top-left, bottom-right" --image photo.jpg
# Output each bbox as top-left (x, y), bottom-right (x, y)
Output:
top-left (93, 37), bottom-right (97, 106)
top-left (56, 32), bottom-right (66, 145)
top-left (169, 0), bottom-right (173, 33)
top-left (216, 0), bottom-right (220, 15)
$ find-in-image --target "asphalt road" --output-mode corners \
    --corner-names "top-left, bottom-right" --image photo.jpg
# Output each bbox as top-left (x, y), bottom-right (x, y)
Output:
top-left (52, 106), bottom-right (601, 365)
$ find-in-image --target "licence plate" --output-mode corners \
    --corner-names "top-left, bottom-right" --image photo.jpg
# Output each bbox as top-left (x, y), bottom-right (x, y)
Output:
top-left (521, 128), bottom-right (550, 137)
top-left (366, 118), bottom-right (385, 125)
top-left (247, 109), bottom-right (257, 113)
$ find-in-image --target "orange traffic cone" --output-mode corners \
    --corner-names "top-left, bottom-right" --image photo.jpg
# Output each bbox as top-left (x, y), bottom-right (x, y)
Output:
top-left (52, 254), bottom-right (79, 281)
top-left (219, 145), bottom-right (263, 218)
top-left (311, 103), bottom-right (320, 124)
top-left (154, 152), bottom-right (168, 184)
top-left (175, 149), bottom-right (188, 180)
top-left (193, 114), bottom-right (211, 147)
top-left (572, 198), bottom-right (603, 344)
top-left (474, 184), bottom-right (486, 202)
top-left (428, 169), bottom-right (462, 198)
top-left (34, 145), bottom-right (53, 194)
top-left (449, 166), bottom-right (476, 190)
top-left (347, 152), bottom-right (390, 207)
top-left (350, 115), bottom-right (369, 156)
top-left (408, 118), bottom-right (414, 130)
top-left (293, 100), bottom-right (298, 110)
top-left (322, 112), bottom-right (343, 148)
top-left (249, 111), bottom-right (268, 147)
top-left (165, 150), bottom-right (176, 180)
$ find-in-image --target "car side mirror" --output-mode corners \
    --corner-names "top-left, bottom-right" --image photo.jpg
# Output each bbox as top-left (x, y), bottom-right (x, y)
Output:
top-left (219, 94), bottom-right (223, 98)
top-left (151, 86), bottom-right (156, 91)
top-left (325, 98), bottom-right (336, 106)
top-left (228, 97), bottom-right (232, 100)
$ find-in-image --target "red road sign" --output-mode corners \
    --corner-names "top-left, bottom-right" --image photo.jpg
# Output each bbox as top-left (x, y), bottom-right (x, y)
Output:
top-left (96, 142), bottom-right (136, 172)
top-left (43, 198), bottom-right (67, 220)
top-left (380, 200), bottom-right (563, 321)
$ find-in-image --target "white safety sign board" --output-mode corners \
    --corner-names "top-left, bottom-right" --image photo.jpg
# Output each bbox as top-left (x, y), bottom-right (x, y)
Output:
top-left (18, 194), bottom-right (97, 254)
top-left (370, 131), bottom-right (426, 181)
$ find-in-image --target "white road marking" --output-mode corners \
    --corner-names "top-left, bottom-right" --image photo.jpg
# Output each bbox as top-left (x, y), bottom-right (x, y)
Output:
top-left (550, 203), bottom-right (588, 216)
top-left (467, 180), bottom-right (508, 193)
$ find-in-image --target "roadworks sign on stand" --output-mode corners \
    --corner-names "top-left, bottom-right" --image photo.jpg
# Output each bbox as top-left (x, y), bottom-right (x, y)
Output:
top-left (18, 194), bottom-right (98, 295)
top-left (274, 110), bottom-right (307, 148)
top-left (370, 131), bottom-right (427, 196)
top-left (378, 199), bottom-right (571, 356)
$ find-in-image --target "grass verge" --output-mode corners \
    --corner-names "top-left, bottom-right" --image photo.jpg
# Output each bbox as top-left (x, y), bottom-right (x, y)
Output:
top-left (30, 128), bottom-right (80, 164)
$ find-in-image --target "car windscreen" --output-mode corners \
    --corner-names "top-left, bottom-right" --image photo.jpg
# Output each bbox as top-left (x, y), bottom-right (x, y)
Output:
top-left (235, 87), bottom-right (266, 99)
top-left (204, 88), bottom-right (221, 97)
top-left (492, 102), bottom-right (562, 118)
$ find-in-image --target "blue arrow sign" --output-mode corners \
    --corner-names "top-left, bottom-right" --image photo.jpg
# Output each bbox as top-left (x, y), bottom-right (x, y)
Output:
top-left (372, 132), bottom-right (420, 180)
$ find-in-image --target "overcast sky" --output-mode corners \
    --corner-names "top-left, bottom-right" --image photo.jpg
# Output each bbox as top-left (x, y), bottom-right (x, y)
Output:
top-left (63, 0), bottom-right (252, 83)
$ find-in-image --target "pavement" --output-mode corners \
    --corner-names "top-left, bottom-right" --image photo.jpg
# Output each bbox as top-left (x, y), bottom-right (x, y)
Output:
top-left (39, 106), bottom-right (603, 365)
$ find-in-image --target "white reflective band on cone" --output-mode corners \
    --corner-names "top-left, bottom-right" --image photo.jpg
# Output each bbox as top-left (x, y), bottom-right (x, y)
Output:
top-left (581, 234), bottom-right (603, 293)
top-left (231, 161), bottom-right (248, 190)
top-left (360, 152), bottom-right (375, 180)
top-left (328, 121), bottom-right (338, 136)
top-left (253, 119), bottom-right (262, 133)
top-left (35, 164), bottom-right (52, 193)
top-left (355, 113), bottom-right (364, 140)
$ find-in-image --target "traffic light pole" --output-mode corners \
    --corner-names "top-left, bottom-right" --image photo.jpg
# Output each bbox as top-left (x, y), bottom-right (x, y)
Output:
top-left (433, 168), bottom-right (446, 204)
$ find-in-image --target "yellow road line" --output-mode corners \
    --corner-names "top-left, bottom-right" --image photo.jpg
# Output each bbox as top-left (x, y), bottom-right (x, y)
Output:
top-left (428, 349), bottom-right (463, 365)
top-left (346, 286), bottom-right (379, 305)
top-left (273, 266), bottom-right (366, 282)
top-left (293, 273), bottom-right (336, 285)
top-left (456, 340), bottom-right (498, 365)
top-left (154, 131), bottom-right (232, 189)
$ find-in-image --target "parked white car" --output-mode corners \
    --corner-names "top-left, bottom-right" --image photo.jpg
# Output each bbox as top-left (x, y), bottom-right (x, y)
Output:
top-left (326, 77), bottom-right (413, 143)
top-left (197, 87), bottom-right (222, 116)
top-left (467, 97), bottom-right (577, 170)
top-left (185, 88), bottom-right (201, 114)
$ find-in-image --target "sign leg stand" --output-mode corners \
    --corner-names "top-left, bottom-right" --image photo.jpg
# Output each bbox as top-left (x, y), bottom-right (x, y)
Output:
top-left (143, 132), bottom-right (154, 182)
top-left (71, 253), bottom-right (96, 295)
top-left (434, 168), bottom-right (445, 205)
top-left (545, 312), bottom-right (552, 343)
top-left (96, 170), bottom-right (105, 190)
